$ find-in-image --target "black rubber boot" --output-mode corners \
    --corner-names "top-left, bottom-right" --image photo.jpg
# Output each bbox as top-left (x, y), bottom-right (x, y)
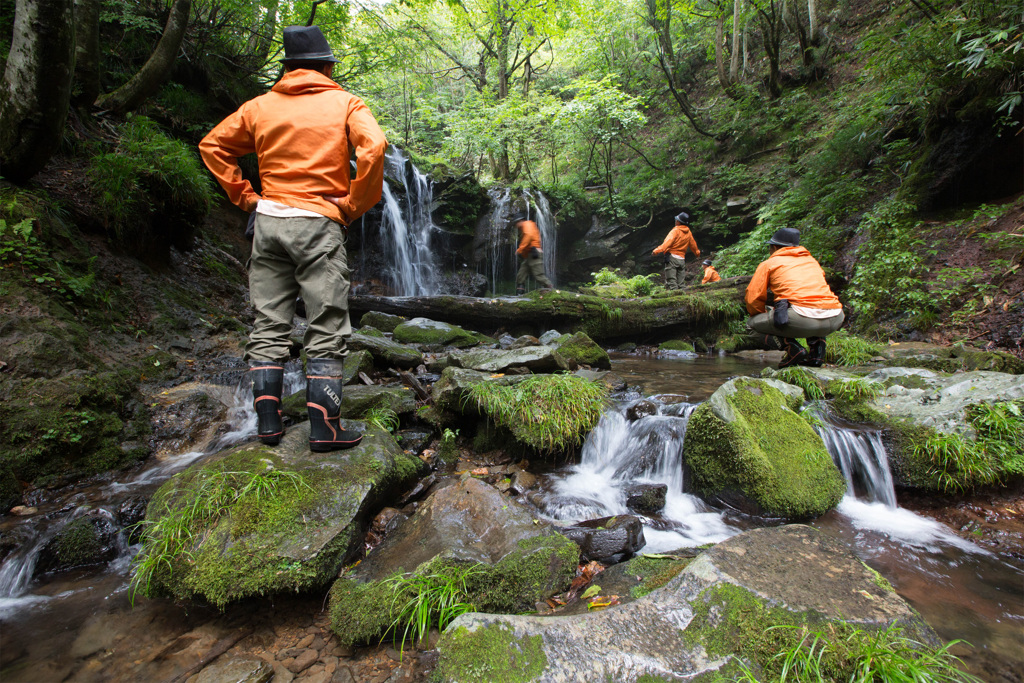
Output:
top-left (306, 358), bottom-right (362, 452)
top-left (250, 362), bottom-right (284, 445)
top-left (778, 339), bottom-right (808, 369)
top-left (516, 286), bottom-right (526, 295)
top-left (801, 337), bottom-right (827, 367)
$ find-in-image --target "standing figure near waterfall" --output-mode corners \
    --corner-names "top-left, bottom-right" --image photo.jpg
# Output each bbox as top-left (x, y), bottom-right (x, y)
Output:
top-left (653, 211), bottom-right (700, 289)
top-left (513, 214), bottom-right (553, 294)
top-left (199, 25), bottom-right (387, 451)
top-left (744, 227), bottom-right (845, 368)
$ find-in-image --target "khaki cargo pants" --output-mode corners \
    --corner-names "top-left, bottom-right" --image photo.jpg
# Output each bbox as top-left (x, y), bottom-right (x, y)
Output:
top-left (516, 252), bottom-right (553, 289)
top-left (245, 214), bottom-right (351, 362)
top-left (747, 307), bottom-right (845, 339)
top-left (663, 254), bottom-right (687, 289)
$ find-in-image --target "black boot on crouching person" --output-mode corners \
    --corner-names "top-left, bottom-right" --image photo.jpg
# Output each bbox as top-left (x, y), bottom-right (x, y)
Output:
top-left (306, 358), bottom-right (363, 451)
top-left (250, 361), bottom-right (284, 445)
top-left (778, 338), bottom-right (808, 369)
top-left (801, 337), bottom-right (827, 367)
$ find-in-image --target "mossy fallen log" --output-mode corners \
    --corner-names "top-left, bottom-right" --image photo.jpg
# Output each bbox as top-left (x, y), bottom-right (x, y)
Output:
top-left (350, 277), bottom-right (750, 343)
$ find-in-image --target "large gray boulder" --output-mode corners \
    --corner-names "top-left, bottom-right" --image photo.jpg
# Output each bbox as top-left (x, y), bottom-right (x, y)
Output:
top-left (135, 422), bottom-right (425, 607)
top-left (448, 347), bottom-right (569, 373)
top-left (348, 333), bottom-right (423, 369)
top-left (328, 478), bottom-right (578, 646)
top-left (392, 317), bottom-right (481, 348)
top-left (434, 525), bottom-right (936, 682)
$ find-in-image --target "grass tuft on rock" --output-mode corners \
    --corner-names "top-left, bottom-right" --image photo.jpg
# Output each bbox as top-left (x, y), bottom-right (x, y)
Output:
top-left (463, 374), bottom-right (609, 453)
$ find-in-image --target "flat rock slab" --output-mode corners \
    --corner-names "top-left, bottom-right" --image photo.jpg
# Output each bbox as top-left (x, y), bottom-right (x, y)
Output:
top-left (435, 525), bottom-right (935, 682)
top-left (194, 656), bottom-right (273, 683)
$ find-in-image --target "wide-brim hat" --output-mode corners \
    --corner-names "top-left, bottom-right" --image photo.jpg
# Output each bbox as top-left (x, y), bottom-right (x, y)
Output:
top-left (702, 259), bottom-right (713, 266)
top-left (280, 25), bottom-right (341, 63)
top-left (509, 213), bottom-right (529, 224)
top-left (767, 227), bottom-right (800, 247)
top-left (675, 211), bottom-right (691, 224)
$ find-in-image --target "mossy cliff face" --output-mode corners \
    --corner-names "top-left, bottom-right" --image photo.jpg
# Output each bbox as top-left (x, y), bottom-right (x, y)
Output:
top-left (328, 479), bottom-right (578, 647)
top-left (434, 526), bottom-right (935, 682)
top-left (137, 422), bottom-right (424, 607)
top-left (682, 378), bottom-right (845, 519)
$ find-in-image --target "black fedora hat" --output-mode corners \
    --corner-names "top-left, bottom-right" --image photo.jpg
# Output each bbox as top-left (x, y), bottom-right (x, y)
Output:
top-left (509, 213), bottom-right (528, 224)
top-left (767, 227), bottom-right (800, 247)
top-left (281, 25), bottom-right (341, 63)
top-left (675, 210), bottom-right (691, 224)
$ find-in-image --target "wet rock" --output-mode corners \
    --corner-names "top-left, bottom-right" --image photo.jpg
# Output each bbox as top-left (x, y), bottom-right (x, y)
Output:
top-left (574, 369), bottom-right (627, 392)
top-left (626, 400), bottom-right (658, 421)
top-left (149, 384), bottom-right (227, 457)
top-left (359, 312), bottom-right (407, 333)
top-left (285, 649), bottom-right (318, 673)
top-left (435, 526), bottom-right (937, 682)
top-left (331, 666), bottom-right (356, 683)
top-left (349, 333), bottom-right (423, 369)
top-left (194, 656), bottom-right (273, 683)
top-left (136, 422), bottom-right (425, 607)
top-left (510, 335), bottom-right (541, 349)
top-left (396, 430), bottom-right (432, 455)
top-left (877, 341), bottom-right (1024, 375)
top-left (538, 330), bottom-right (563, 345)
top-left (550, 331), bottom-right (611, 370)
top-left (625, 484), bottom-right (667, 514)
top-left (328, 478), bottom-right (578, 646)
top-left (37, 509), bottom-right (120, 574)
top-left (393, 318), bottom-right (480, 348)
top-left (509, 470), bottom-right (537, 495)
top-left (684, 378), bottom-right (845, 519)
top-left (610, 415), bottom-right (688, 481)
top-left (371, 507), bottom-right (408, 538)
top-left (343, 351), bottom-right (375, 385)
top-left (396, 474), bottom-right (437, 506)
top-left (447, 347), bottom-right (569, 374)
top-left (0, 464), bottom-right (21, 513)
top-left (556, 514), bottom-right (645, 564)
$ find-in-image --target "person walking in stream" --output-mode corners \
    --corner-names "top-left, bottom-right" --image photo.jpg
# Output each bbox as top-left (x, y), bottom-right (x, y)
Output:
top-left (653, 211), bottom-right (700, 290)
top-left (744, 227), bottom-right (845, 368)
top-left (701, 259), bottom-right (721, 284)
top-left (199, 24), bottom-right (387, 451)
top-left (513, 214), bottom-right (554, 294)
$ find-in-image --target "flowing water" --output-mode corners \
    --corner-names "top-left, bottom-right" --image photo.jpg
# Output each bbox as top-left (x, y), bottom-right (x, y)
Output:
top-left (477, 188), bottom-right (558, 294)
top-left (1, 353), bottom-right (1022, 680)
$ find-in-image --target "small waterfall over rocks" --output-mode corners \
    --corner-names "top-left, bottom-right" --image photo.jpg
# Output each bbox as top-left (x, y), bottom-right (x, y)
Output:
top-left (815, 422), bottom-right (897, 508)
top-left (474, 187), bottom-right (559, 294)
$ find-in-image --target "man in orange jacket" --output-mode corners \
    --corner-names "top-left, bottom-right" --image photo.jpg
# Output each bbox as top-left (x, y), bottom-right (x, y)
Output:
top-left (745, 227), bottom-right (845, 368)
top-left (701, 259), bottom-right (721, 284)
top-left (652, 212), bottom-right (700, 289)
top-left (200, 25), bottom-right (387, 452)
top-left (513, 214), bottom-right (553, 294)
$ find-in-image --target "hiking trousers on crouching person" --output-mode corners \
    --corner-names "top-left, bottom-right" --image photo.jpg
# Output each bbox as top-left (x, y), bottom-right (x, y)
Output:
top-left (747, 306), bottom-right (845, 339)
top-left (245, 214), bottom-right (351, 362)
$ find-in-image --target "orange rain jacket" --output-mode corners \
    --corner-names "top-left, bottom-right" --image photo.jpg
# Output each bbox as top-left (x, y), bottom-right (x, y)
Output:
top-left (653, 224), bottom-right (700, 259)
top-left (701, 266), bottom-right (721, 284)
top-left (744, 246), bottom-right (842, 315)
top-left (516, 220), bottom-right (543, 257)
top-left (199, 69), bottom-right (387, 226)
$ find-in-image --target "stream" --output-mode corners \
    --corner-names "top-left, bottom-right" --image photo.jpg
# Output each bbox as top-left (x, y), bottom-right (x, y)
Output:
top-left (1, 353), bottom-right (1021, 681)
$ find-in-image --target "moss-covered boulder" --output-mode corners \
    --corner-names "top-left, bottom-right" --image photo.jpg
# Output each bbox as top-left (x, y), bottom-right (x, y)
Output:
top-left (392, 317), bottom-right (480, 348)
top-left (328, 478), bottom-right (578, 646)
top-left (343, 350), bottom-right (375, 384)
top-left (359, 311), bottom-right (407, 333)
top-left (434, 525), bottom-right (936, 682)
top-left (552, 332), bottom-right (611, 369)
top-left (284, 384), bottom-right (419, 422)
top-left (348, 333), bottom-right (423, 369)
top-left (683, 378), bottom-right (845, 519)
top-left (658, 339), bottom-right (695, 353)
top-left (878, 342), bottom-right (1024, 375)
top-left (37, 512), bottom-right (119, 573)
top-left (135, 421), bottom-right (425, 607)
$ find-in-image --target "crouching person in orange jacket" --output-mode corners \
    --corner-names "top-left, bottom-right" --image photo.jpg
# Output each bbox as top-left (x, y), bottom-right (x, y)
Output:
top-left (701, 259), bottom-right (721, 284)
top-left (200, 25), bottom-right (387, 452)
top-left (653, 211), bottom-right (700, 289)
top-left (744, 228), bottom-right (845, 368)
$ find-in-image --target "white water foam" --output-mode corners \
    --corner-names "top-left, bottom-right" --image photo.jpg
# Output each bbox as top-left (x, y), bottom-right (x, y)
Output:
top-left (836, 497), bottom-right (989, 555)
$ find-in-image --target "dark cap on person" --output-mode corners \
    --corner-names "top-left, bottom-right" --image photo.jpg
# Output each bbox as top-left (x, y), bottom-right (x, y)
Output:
top-left (509, 213), bottom-right (528, 225)
top-left (675, 211), bottom-right (691, 224)
top-left (767, 227), bottom-right (800, 247)
top-left (702, 259), bottom-right (712, 266)
top-left (281, 25), bottom-right (341, 63)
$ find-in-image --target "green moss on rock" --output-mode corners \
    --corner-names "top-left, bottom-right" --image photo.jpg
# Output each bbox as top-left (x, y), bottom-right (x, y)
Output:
top-left (49, 517), bottom-right (104, 569)
top-left (683, 378), bottom-right (845, 518)
top-left (659, 340), bottom-right (695, 352)
top-left (621, 554), bottom-right (692, 599)
top-left (434, 623), bottom-right (547, 683)
top-left (555, 331), bottom-right (612, 369)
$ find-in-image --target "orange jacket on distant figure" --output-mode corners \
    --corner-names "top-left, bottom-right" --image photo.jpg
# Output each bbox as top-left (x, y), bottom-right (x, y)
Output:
top-left (199, 69), bottom-right (387, 226)
top-left (516, 220), bottom-right (543, 257)
top-left (744, 246), bottom-right (842, 315)
top-left (702, 266), bottom-right (721, 284)
top-left (653, 224), bottom-right (700, 259)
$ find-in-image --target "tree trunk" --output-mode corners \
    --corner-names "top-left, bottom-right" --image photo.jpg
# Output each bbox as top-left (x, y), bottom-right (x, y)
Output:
top-left (0, 0), bottom-right (75, 182)
top-left (247, 0), bottom-right (279, 66)
top-left (807, 0), bottom-right (819, 44)
top-left (756, 0), bottom-right (783, 98)
top-left (715, 15), bottom-right (729, 89)
top-left (783, 0), bottom-right (812, 67)
top-left (73, 0), bottom-right (101, 105)
top-left (95, 0), bottom-right (191, 113)
top-left (730, 0), bottom-right (742, 81)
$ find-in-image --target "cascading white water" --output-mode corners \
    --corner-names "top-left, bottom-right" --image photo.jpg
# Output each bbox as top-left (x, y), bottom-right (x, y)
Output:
top-left (481, 188), bottom-right (517, 293)
top-left (534, 400), bottom-right (737, 552)
top-left (815, 424), bottom-right (897, 508)
top-left (522, 188), bottom-right (557, 286)
top-left (375, 148), bottom-right (439, 296)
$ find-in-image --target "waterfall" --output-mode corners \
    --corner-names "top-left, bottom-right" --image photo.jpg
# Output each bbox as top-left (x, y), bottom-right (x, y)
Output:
top-left (815, 423), bottom-right (897, 508)
top-left (368, 147), bottom-right (439, 296)
top-left (534, 400), bottom-right (736, 551)
top-left (480, 188), bottom-right (517, 294)
top-left (523, 189), bottom-right (557, 287)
